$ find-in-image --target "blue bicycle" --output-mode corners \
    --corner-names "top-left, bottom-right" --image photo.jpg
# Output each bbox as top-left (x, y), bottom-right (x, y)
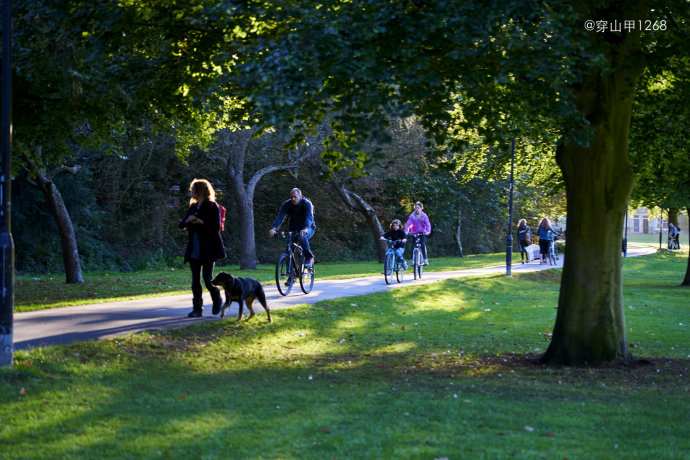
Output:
top-left (382, 239), bottom-right (406, 284)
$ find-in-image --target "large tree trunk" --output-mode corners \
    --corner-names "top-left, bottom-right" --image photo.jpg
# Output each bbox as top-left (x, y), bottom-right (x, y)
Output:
top-left (329, 179), bottom-right (387, 262)
top-left (455, 207), bottom-right (464, 257)
top-left (212, 128), bottom-right (314, 270)
top-left (28, 167), bottom-right (84, 284)
top-left (219, 129), bottom-right (258, 270)
top-left (228, 170), bottom-right (258, 270)
top-left (542, 54), bottom-right (641, 365)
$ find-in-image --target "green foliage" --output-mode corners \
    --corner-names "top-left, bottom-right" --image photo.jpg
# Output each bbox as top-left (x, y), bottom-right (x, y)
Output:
top-left (630, 58), bottom-right (690, 211)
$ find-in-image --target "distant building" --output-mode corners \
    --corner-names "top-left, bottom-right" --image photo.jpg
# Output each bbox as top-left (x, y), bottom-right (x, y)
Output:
top-left (626, 207), bottom-right (688, 234)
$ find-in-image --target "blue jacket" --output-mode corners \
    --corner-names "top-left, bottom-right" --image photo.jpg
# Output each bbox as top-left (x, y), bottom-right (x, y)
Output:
top-left (273, 197), bottom-right (316, 232)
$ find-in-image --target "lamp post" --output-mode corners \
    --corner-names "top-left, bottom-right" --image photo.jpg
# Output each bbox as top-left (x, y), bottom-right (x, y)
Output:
top-left (506, 137), bottom-right (515, 276)
top-left (623, 203), bottom-right (628, 258)
top-left (0, 0), bottom-right (14, 367)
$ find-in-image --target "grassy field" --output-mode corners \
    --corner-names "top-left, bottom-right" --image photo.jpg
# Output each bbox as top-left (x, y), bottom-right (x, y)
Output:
top-left (15, 253), bottom-right (508, 312)
top-left (626, 232), bottom-right (682, 248)
top-left (2, 250), bottom-right (688, 459)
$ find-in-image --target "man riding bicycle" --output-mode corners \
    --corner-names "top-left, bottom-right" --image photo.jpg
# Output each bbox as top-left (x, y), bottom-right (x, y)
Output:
top-left (269, 188), bottom-right (316, 267)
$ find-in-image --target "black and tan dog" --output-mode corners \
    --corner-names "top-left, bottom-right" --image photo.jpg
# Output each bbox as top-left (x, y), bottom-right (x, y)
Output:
top-left (211, 272), bottom-right (272, 323)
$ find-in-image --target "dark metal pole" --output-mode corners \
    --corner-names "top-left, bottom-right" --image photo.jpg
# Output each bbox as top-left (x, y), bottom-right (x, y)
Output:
top-left (506, 137), bottom-right (515, 276)
top-left (0, 0), bottom-right (14, 367)
top-left (623, 204), bottom-right (628, 258)
top-left (659, 210), bottom-right (663, 250)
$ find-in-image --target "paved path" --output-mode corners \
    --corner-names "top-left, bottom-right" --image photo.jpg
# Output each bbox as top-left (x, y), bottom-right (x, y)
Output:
top-left (13, 245), bottom-right (655, 350)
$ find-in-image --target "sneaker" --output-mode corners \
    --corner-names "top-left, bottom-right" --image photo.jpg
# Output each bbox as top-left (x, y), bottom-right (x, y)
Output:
top-left (187, 310), bottom-right (202, 318)
top-left (305, 258), bottom-right (314, 268)
top-left (423, 259), bottom-right (429, 266)
top-left (403, 261), bottom-right (408, 270)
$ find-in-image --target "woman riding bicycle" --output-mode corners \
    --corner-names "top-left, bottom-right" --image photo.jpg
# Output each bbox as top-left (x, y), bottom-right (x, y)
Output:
top-left (380, 219), bottom-right (408, 270)
top-left (405, 202), bottom-right (431, 265)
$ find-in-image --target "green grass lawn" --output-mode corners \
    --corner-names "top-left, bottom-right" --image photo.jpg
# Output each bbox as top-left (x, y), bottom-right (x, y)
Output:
top-left (14, 253), bottom-right (508, 312)
top-left (2, 250), bottom-right (688, 459)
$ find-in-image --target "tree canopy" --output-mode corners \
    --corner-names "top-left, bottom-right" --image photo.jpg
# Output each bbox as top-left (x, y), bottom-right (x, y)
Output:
top-left (7, 0), bottom-right (689, 365)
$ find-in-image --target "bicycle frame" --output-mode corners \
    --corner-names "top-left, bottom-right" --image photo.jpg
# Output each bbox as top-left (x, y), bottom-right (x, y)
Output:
top-left (409, 233), bottom-right (425, 279)
top-left (275, 231), bottom-right (315, 295)
top-left (548, 236), bottom-right (560, 265)
top-left (383, 239), bottom-right (405, 284)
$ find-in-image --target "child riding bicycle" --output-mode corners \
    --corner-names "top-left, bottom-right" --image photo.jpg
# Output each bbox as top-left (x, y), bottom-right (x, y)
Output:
top-left (405, 201), bottom-right (431, 265)
top-left (380, 219), bottom-right (408, 270)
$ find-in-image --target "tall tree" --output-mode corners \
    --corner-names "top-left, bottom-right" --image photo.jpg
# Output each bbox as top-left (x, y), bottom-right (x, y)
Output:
top-left (211, 0), bottom-right (688, 365)
top-left (207, 128), bottom-right (317, 270)
top-left (629, 56), bottom-right (690, 285)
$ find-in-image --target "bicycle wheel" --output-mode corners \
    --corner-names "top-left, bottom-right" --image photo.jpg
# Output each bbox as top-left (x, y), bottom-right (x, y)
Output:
top-left (276, 253), bottom-right (293, 296)
top-left (416, 257), bottom-right (423, 279)
top-left (412, 248), bottom-right (420, 280)
top-left (300, 256), bottom-right (315, 294)
top-left (396, 260), bottom-right (405, 283)
top-left (384, 253), bottom-right (394, 285)
top-left (548, 246), bottom-right (557, 265)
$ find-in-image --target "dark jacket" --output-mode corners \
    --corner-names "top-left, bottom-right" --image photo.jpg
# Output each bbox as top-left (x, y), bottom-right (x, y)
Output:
top-left (272, 197), bottom-right (316, 232)
top-left (381, 228), bottom-right (407, 249)
top-left (179, 201), bottom-right (226, 263)
top-left (517, 224), bottom-right (532, 244)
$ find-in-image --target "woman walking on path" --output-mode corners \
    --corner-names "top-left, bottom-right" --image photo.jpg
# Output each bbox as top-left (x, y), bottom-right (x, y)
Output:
top-left (517, 219), bottom-right (533, 263)
top-left (179, 179), bottom-right (226, 317)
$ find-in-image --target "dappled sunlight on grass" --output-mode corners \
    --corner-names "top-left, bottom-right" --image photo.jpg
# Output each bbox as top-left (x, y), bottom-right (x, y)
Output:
top-left (3, 251), bottom-right (688, 459)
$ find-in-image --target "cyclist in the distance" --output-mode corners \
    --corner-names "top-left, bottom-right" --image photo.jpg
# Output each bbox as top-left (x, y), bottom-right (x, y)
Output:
top-left (380, 219), bottom-right (408, 270)
top-left (405, 201), bottom-right (431, 265)
top-left (269, 188), bottom-right (316, 267)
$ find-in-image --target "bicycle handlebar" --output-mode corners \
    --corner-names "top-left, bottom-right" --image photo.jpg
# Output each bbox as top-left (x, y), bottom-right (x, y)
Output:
top-left (273, 231), bottom-right (300, 239)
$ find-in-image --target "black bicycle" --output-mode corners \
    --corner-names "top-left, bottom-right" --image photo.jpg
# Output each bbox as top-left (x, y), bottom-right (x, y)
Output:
top-left (382, 239), bottom-right (406, 285)
top-left (409, 233), bottom-right (425, 280)
top-left (274, 231), bottom-right (315, 296)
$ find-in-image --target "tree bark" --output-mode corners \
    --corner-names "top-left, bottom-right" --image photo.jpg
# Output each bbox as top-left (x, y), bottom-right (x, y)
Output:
top-left (329, 179), bottom-right (387, 262)
top-left (212, 129), bottom-right (312, 270)
top-left (541, 58), bottom-right (641, 365)
top-left (25, 160), bottom-right (84, 284)
top-left (455, 208), bottom-right (464, 257)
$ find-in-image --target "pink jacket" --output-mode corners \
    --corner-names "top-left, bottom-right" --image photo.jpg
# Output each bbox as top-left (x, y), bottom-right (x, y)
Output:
top-left (405, 211), bottom-right (431, 234)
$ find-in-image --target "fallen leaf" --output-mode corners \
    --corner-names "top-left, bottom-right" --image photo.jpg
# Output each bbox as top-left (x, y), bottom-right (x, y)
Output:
top-left (629, 343), bottom-right (637, 348)
top-left (19, 387), bottom-right (26, 397)
top-left (487, 322), bottom-right (495, 326)
top-left (524, 425), bottom-right (535, 432)
top-left (321, 427), bottom-right (331, 434)
top-left (547, 431), bottom-right (555, 437)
